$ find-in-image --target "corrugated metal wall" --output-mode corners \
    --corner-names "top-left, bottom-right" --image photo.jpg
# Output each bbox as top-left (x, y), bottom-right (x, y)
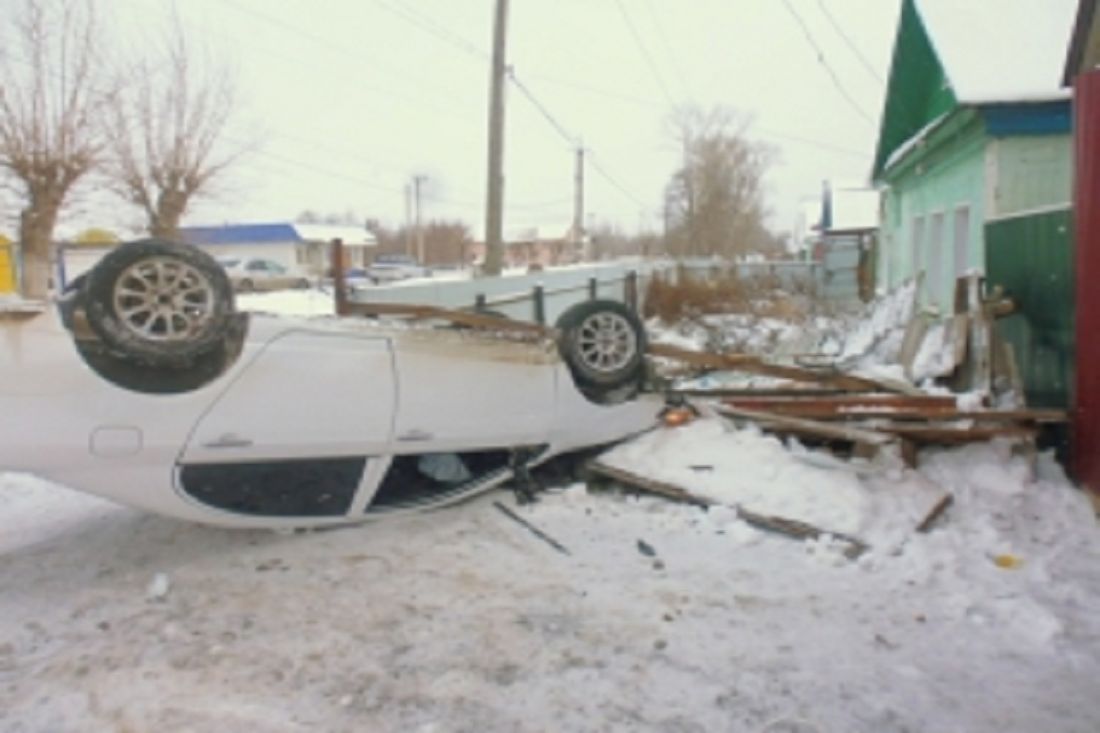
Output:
top-left (985, 208), bottom-right (1075, 408)
top-left (1073, 70), bottom-right (1100, 489)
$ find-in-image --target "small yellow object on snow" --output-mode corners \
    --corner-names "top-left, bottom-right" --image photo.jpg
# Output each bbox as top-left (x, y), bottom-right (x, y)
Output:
top-left (994, 554), bottom-right (1022, 569)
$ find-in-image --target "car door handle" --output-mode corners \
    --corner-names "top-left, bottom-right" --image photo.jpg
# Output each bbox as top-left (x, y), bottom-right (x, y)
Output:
top-left (201, 433), bottom-right (254, 449)
top-left (397, 429), bottom-right (433, 442)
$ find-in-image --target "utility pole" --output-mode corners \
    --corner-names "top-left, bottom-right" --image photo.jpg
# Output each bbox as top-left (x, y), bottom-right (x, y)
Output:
top-left (404, 183), bottom-right (413, 258)
top-left (573, 146), bottom-right (586, 262)
top-left (483, 0), bottom-right (509, 276)
top-left (413, 174), bottom-right (427, 264)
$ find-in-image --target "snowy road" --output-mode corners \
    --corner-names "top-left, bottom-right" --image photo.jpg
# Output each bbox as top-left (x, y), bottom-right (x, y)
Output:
top-left (3, 428), bottom-right (1100, 732)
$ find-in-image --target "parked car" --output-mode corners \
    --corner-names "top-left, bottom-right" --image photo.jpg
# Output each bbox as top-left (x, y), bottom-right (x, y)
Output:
top-left (341, 267), bottom-right (374, 289)
top-left (366, 254), bottom-right (430, 284)
top-left (216, 256), bottom-right (311, 292)
top-left (1, 239), bottom-right (657, 529)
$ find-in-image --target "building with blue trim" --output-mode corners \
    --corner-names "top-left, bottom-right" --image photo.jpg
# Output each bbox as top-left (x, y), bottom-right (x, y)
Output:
top-left (873, 0), bottom-right (1078, 406)
top-left (178, 222), bottom-right (376, 276)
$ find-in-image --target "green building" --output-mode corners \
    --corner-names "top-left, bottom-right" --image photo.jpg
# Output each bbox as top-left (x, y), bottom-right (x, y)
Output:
top-left (873, 0), bottom-right (1078, 406)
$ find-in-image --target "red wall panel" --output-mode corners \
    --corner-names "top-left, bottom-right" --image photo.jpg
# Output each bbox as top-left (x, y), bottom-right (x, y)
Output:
top-left (1073, 70), bottom-right (1100, 491)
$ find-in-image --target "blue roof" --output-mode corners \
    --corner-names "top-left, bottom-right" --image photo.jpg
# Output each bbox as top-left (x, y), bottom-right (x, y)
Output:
top-left (178, 223), bottom-right (301, 246)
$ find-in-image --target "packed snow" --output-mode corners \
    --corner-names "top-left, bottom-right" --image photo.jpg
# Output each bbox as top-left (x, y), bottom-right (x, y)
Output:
top-left (4, 283), bottom-right (1100, 731)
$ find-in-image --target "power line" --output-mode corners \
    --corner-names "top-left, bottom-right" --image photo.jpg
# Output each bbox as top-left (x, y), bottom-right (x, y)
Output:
top-left (613, 0), bottom-right (677, 107)
top-left (520, 72), bottom-right (870, 159)
top-left (508, 71), bottom-right (579, 146)
top-left (779, 0), bottom-right (874, 125)
top-left (588, 151), bottom-right (650, 210)
top-left (816, 0), bottom-right (885, 85)
top-left (508, 72), bottom-right (650, 210)
top-left (216, 0), bottom-right (476, 110)
top-left (370, 0), bottom-right (489, 61)
top-left (642, 0), bottom-right (695, 103)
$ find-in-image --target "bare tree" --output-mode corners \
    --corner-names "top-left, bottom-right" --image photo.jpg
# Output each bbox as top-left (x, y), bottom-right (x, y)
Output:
top-left (0, 0), bottom-right (113, 298)
top-left (108, 14), bottom-right (245, 241)
top-left (664, 107), bottom-right (776, 260)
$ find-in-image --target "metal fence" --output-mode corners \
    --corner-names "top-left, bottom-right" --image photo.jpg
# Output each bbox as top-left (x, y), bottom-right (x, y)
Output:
top-left (673, 258), bottom-right (822, 292)
top-left (348, 260), bottom-right (673, 325)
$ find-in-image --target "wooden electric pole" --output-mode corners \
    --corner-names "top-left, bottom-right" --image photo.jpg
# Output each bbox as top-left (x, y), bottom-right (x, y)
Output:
top-left (404, 183), bottom-right (413, 257)
top-left (483, 0), bottom-right (509, 276)
top-left (573, 146), bottom-right (586, 261)
top-left (413, 174), bottom-right (427, 264)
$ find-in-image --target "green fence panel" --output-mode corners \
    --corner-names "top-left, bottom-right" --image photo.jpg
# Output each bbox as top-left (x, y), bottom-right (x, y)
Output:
top-left (985, 208), bottom-right (1074, 408)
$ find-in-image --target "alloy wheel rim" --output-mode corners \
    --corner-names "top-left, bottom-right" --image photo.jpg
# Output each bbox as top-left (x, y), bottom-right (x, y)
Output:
top-left (112, 257), bottom-right (215, 342)
top-left (576, 312), bottom-right (637, 374)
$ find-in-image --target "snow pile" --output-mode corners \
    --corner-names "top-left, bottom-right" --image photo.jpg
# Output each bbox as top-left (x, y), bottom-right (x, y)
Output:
top-left (909, 319), bottom-right (955, 382)
top-left (601, 419), bottom-right (869, 535)
top-left (834, 278), bottom-right (917, 367)
top-left (236, 288), bottom-right (336, 316)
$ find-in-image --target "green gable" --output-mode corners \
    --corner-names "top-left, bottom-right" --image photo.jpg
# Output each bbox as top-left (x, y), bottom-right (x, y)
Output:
top-left (872, 0), bottom-right (958, 179)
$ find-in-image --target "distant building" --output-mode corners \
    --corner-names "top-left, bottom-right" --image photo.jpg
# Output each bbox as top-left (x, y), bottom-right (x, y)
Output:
top-left (179, 223), bottom-right (377, 276)
top-left (820, 181), bottom-right (880, 302)
top-left (468, 227), bottom-right (574, 269)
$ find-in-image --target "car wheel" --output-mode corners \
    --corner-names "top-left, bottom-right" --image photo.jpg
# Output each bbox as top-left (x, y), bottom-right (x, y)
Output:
top-left (74, 313), bottom-right (248, 394)
top-left (295, 278), bottom-right (310, 289)
top-left (237, 278), bottom-right (254, 293)
top-left (82, 238), bottom-right (236, 368)
top-left (556, 299), bottom-right (646, 393)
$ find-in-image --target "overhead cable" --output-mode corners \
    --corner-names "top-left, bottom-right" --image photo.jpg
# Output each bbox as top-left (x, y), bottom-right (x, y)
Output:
top-left (779, 0), bottom-right (874, 125)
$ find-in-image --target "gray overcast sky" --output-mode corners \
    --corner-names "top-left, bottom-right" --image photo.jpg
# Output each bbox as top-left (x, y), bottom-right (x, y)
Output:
top-left (61, 0), bottom-right (901, 239)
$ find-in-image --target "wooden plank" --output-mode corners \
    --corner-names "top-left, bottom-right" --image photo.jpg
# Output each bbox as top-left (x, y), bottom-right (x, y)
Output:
top-left (715, 405), bottom-right (897, 448)
top-left (899, 312), bottom-right (932, 378)
top-left (587, 461), bottom-right (869, 558)
top-left (587, 461), bottom-right (710, 507)
top-left (673, 387), bottom-right (851, 398)
top-left (720, 399), bottom-right (1067, 423)
top-left (649, 343), bottom-right (900, 393)
top-left (916, 494), bottom-right (954, 533)
top-left (874, 424), bottom-right (1037, 444)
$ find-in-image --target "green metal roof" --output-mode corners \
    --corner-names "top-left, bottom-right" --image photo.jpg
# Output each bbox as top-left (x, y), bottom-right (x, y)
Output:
top-left (872, 0), bottom-right (957, 180)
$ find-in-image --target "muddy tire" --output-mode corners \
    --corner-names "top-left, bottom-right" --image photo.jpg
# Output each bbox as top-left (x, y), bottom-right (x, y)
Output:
top-left (556, 299), bottom-right (646, 393)
top-left (82, 239), bottom-right (236, 368)
top-left (74, 313), bottom-right (248, 394)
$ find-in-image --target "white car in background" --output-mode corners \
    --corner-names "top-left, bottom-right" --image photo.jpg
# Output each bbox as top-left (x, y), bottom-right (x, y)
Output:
top-left (366, 254), bottom-right (431, 284)
top-left (1, 239), bottom-right (657, 528)
top-left (216, 256), bottom-right (312, 292)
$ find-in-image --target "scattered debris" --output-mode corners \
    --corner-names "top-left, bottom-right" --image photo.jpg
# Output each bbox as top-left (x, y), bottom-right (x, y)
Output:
top-left (493, 501), bottom-right (570, 556)
top-left (916, 494), bottom-right (954, 533)
top-left (993, 554), bottom-right (1023, 570)
top-left (587, 461), bottom-right (869, 560)
top-left (636, 539), bottom-right (657, 557)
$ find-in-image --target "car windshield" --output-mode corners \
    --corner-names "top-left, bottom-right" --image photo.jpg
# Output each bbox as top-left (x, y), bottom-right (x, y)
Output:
top-left (216, 258), bottom-right (240, 268)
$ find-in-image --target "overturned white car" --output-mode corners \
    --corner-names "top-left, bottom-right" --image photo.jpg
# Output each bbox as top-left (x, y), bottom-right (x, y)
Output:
top-left (0, 240), bottom-right (659, 528)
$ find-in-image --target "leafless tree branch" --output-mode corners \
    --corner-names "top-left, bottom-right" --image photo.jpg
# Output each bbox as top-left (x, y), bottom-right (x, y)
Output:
top-left (0, 0), bottom-right (114, 298)
top-left (105, 9), bottom-right (252, 240)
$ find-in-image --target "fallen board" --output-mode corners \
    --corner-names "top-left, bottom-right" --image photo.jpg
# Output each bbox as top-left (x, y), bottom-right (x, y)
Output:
top-left (714, 405), bottom-right (898, 449)
top-left (586, 460), bottom-right (870, 559)
top-left (648, 342), bottom-right (904, 394)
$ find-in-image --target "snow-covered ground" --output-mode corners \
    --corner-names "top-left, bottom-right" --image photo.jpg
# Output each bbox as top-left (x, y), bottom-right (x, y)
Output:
top-left (3, 420), bottom-right (1100, 732)
top-left (5, 284), bottom-right (1100, 731)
